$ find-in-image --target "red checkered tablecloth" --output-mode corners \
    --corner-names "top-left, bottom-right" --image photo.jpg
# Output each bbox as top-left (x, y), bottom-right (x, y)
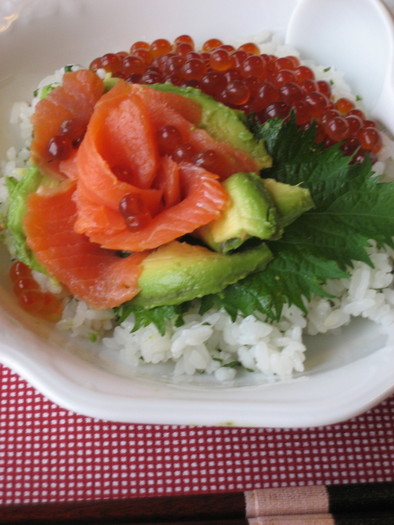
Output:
top-left (1, 363), bottom-right (393, 505)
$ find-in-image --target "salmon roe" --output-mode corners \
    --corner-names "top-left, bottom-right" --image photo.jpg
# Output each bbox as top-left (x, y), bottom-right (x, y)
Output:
top-left (47, 117), bottom-right (87, 160)
top-left (85, 35), bottom-right (383, 164)
top-left (118, 193), bottom-right (152, 231)
top-left (9, 261), bottom-right (63, 322)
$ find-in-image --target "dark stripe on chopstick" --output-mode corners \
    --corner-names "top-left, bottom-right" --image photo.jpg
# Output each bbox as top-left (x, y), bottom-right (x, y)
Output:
top-left (334, 512), bottom-right (394, 525)
top-left (249, 512), bottom-right (394, 524)
top-left (327, 482), bottom-right (394, 514)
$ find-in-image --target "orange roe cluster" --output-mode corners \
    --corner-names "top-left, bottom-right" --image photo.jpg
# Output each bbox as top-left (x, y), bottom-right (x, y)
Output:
top-left (89, 35), bottom-right (383, 164)
top-left (9, 261), bottom-right (63, 322)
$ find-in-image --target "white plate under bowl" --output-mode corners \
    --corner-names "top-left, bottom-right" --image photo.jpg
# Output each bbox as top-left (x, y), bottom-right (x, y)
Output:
top-left (0, 0), bottom-right (393, 428)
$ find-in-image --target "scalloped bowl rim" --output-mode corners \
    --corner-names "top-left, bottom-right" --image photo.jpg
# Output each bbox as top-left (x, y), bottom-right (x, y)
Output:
top-left (0, 0), bottom-right (393, 428)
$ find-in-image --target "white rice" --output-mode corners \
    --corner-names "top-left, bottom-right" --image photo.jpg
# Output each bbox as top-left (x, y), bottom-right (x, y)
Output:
top-left (96, 241), bottom-right (394, 381)
top-left (1, 35), bottom-right (394, 382)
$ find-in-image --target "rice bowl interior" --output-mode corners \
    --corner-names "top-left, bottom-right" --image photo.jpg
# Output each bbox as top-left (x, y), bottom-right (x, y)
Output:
top-left (0, 0), bottom-right (393, 427)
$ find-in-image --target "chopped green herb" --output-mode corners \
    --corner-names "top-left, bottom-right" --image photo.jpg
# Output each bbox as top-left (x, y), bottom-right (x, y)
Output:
top-left (223, 360), bottom-right (242, 368)
top-left (115, 250), bottom-right (131, 258)
top-left (88, 332), bottom-right (99, 343)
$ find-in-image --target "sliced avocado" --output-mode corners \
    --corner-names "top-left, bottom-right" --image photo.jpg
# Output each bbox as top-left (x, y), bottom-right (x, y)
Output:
top-left (132, 241), bottom-right (272, 308)
top-left (5, 165), bottom-right (44, 270)
top-left (5, 164), bottom-right (64, 272)
top-left (33, 83), bottom-right (59, 100)
top-left (103, 73), bottom-right (120, 92)
top-left (151, 83), bottom-right (272, 170)
top-left (196, 172), bottom-right (278, 253)
top-left (262, 178), bottom-right (314, 228)
top-left (33, 67), bottom-right (76, 99)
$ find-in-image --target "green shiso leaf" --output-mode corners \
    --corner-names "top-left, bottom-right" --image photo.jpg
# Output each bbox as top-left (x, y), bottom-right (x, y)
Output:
top-left (215, 117), bottom-right (394, 320)
top-left (114, 303), bottom-right (187, 336)
top-left (124, 117), bottom-right (394, 328)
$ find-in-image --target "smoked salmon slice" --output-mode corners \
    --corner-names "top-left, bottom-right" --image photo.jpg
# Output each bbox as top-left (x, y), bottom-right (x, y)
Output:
top-left (30, 69), bottom-right (105, 177)
top-left (87, 81), bottom-right (158, 189)
top-left (23, 182), bottom-right (147, 309)
top-left (140, 86), bottom-right (202, 125)
top-left (72, 81), bottom-right (162, 220)
top-left (75, 163), bottom-right (228, 252)
top-left (154, 156), bottom-right (181, 208)
top-left (72, 81), bottom-right (229, 251)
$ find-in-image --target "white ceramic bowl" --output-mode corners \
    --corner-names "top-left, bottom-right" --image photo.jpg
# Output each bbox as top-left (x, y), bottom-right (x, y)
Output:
top-left (1, 0), bottom-right (393, 428)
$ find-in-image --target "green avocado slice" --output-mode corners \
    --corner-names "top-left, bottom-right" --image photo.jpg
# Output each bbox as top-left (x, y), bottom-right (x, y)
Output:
top-left (196, 173), bottom-right (315, 253)
top-left (196, 172), bottom-right (278, 253)
top-left (5, 165), bottom-right (65, 273)
top-left (262, 178), bottom-right (315, 228)
top-left (132, 241), bottom-right (273, 308)
top-left (5, 165), bottom-right (44, 270)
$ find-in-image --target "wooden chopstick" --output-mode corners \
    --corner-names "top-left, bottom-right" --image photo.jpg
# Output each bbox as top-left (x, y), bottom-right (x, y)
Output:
top-left (0, 482), bottom-right (393, 524)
